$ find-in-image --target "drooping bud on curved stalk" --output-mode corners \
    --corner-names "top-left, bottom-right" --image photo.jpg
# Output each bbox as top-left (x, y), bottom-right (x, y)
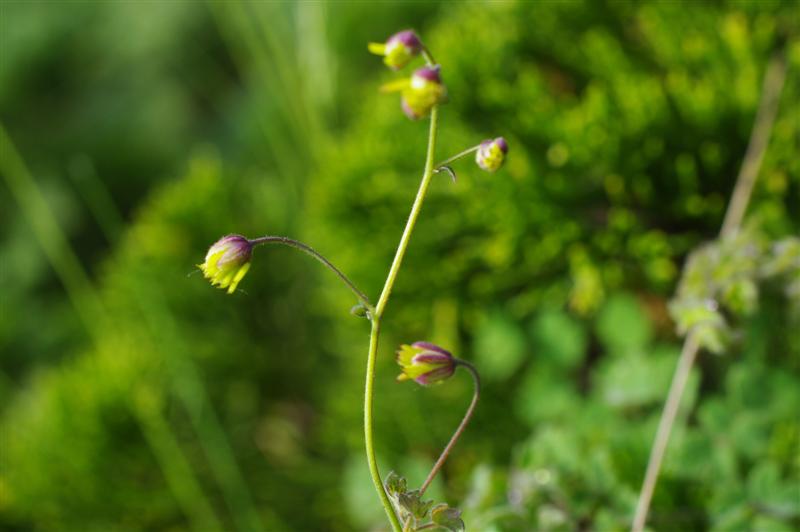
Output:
top-left (368, 30), bottom-right (422, 70)
top-left (198, 234), bottom-right (253, 294)
top-left (396, 342), bottom-right (456, 385)
top-left (475, 137), bottom-right (508, 172)
top-left (380, 65), bottom-right (447, 120)
top-left (403, 66), bottom-right (447, 120)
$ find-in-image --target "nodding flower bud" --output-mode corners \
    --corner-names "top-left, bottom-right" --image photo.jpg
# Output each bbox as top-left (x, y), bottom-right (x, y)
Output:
top-left (198, 234), bottom-right (253, 294)
top-left (368, 30), bottom-right (422, 70)
top-left (475, 137), bottom-right (508, 172)
top-left (381, 65), bottom-right (447, 120)
top-left (403, 66), bottom-right (447, 120)
top-left (396, 342), bottom-right (456, 386)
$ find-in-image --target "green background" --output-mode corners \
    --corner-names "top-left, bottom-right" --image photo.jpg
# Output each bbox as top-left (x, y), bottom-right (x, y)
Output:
top-left (1, 1), bottom-right (798, 530)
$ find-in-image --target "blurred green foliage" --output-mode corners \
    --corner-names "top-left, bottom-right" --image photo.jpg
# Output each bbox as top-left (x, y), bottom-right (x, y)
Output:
top-left (1, 1), bottom-right (798, 531)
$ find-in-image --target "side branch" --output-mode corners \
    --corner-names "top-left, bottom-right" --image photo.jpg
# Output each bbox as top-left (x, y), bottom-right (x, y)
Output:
top-left (419, 359), bottom-right (481, 495)
top-left (250, 236), bottom-right (373, 313)
top-left (434, 145), bottom-right (480, 170)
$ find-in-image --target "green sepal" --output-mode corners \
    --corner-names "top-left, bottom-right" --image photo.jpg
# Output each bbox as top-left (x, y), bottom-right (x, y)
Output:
top-left (367, 42), bottom-right (386, 55)
top-left (431, 503), bottom-right (465, 532)
top-left (398, 489), bottom-right (433, 520)
top-left (385, 470), bottom-right (407, 497)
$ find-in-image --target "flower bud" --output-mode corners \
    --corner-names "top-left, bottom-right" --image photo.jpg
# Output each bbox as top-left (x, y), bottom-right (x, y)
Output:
top-left (401, 65), bottom-right (447, 120)
top-left (380, 66), bottom-right (447, 120)
top-left (368, 30), bottom-right (422, 70)
top-left (475, 137), bottom-right (508, 172)
top-left (396, 342), bottom-right (456, 386)
top-left (198, 234), bottom-right (253, 294)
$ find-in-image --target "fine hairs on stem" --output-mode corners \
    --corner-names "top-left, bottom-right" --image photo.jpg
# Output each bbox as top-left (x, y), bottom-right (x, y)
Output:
top-left (631, 49), bottom-right (787, 532)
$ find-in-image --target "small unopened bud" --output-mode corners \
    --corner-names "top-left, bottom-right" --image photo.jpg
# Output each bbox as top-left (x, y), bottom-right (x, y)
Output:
top-left (396, 342), bottom-right (456, 386)
top-left (368, 30), bottom-right (422, 70)
top-left (380, 66), bottom-right (447, 120)
top-left (198, 234), bottom-right (253, 294)
top-left (475, 137), bottom-right (508, 172)
top-left (400, 65), bottom-right (447, 120)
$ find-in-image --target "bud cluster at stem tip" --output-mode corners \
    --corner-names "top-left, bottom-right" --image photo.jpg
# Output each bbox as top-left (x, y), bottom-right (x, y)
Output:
top-left (370, 29), bottom-right (447, 120)
top-left (396, 342), bottom-right (456, 386)
top-left (198, 234), bottom-right (253, 294)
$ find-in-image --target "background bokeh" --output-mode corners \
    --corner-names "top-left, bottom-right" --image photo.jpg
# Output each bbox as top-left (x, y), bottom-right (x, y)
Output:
top-left (1, 1), bottom-right (798, 531)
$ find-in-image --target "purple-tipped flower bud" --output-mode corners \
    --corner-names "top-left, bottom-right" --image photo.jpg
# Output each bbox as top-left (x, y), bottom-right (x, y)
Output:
top-left (402, 65), bottom-right (447, 120)
top-left (368, 30), bottom-right (422, 70)
top-left (379, 65), bottom-right (447, 120)
top-left (396, 341), bottom-right (456, 386)
top-left (198, 234), bottom-right (253, 294)
top-left (476, 137), bottom-right (508, 172)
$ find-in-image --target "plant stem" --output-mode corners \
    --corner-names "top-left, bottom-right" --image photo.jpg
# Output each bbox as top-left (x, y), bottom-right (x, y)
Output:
top-left (434, 145), bottom-right (480, 169)
top-left (719, 53), bottom-right (787, 238)
top-left (419, 359), bottom-right (480, 495)
top-left (364, 320), bottom-right (402, 531)
top-left (375, 107), bottom-right (440, 318)
top-left (364, 105), bottom-right (440, 532)
top-left (631, 333), bottom-right (699, 532)
top-left (250, 236), bottom-right (373, 313)
top-left (631, 50), bottom-right (787, 532)
top-left (421, 46), bottom-right (437, 66)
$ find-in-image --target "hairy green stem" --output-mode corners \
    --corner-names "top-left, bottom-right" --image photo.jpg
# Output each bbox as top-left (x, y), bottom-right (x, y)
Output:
top-left (419, 359), bottom-right (480, 495)
top-left (365, 105), bottom-right (440, 531)
top-left (250, 236), bottom-right (373, 313)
